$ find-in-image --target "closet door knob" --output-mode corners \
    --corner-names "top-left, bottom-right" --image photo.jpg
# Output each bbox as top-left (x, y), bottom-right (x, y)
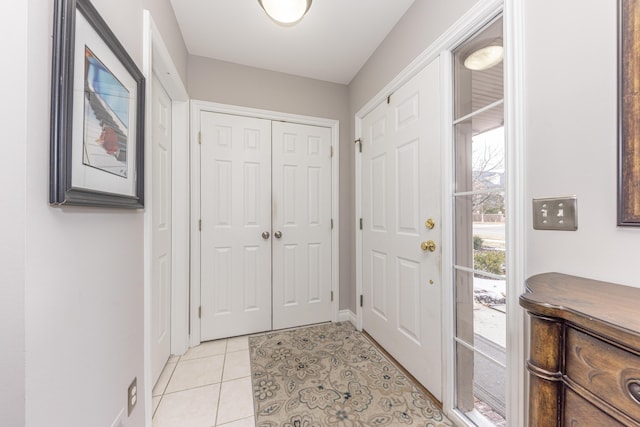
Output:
top-left (274, 231), bottom-right (282, 239)
top-left (261, 231), bottom-right (270, 240)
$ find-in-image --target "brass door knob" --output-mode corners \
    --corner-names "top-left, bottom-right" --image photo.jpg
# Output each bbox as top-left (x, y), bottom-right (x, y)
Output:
top-left (425, 219), bottom-right (435, 229)
top-left (421, 240), bottom-right (436, 252)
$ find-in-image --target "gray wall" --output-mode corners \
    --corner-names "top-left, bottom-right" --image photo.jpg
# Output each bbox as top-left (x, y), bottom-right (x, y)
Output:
top-left (7, 1), bottom-right (188, 426)
top-left (188, 55), bottom-right (353, 310)
top-left (346, 0), bottom-right (481, 312)
top-left (348, 0), bottom-right (480, 114)
top-left (523, 0), bottom-right (640, 286)
top-left (1, 1), bottom-right (27, 425)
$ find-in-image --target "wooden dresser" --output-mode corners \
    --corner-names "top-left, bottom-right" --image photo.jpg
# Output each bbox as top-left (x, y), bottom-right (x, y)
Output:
top-left (520, 273), bottom-right (640, 426)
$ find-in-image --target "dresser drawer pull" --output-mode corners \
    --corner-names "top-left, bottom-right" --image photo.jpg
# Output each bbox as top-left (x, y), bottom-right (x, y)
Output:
top-left (627, 380), bottom-right (640, 404)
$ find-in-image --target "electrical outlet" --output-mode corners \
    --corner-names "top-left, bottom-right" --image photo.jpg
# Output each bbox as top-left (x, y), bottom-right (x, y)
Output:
top-left (127, 377), bottom-right (137, 416)
top-left (532, 196), bottom-right (578, 230)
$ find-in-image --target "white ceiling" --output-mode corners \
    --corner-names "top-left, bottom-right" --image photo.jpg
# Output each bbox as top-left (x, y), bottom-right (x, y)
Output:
top-left (169, 0), bottom-right (416, 84)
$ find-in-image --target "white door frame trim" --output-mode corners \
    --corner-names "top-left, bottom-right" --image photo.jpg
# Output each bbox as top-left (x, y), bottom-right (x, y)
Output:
top-left (504, 0), bottom-right (527, 425)
top-left (143, 11), bottom-right (190, 426)
top-left (190, 100), bottom-right (341, 348)
top-left (353, 0), bottom-right (526, 425)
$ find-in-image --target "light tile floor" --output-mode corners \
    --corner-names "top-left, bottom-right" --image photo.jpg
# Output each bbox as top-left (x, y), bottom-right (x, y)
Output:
top-left (152, 335), bottom-right (255, 427)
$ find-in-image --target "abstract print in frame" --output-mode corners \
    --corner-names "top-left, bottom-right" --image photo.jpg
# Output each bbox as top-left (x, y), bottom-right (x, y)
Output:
top-left (50, 0), bottom-right (144, 208)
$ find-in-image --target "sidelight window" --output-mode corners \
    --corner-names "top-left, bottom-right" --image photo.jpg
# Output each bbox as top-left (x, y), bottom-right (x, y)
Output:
top-left (452, 15), bottom-right (506, 426)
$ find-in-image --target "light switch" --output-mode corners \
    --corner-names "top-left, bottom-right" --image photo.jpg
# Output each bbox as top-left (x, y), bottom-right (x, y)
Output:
top-left (532, 196), bottom-right (577, 231)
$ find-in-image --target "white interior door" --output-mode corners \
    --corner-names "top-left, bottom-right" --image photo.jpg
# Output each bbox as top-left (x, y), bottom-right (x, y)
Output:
top-left (200, 112), bottom-right (272, 341)
top-left (151, 74), bottom-right (172, 384)
top-left (361, 59), bottom-right (442, 399)
top-left (272, 122), bottom-right (332, 330)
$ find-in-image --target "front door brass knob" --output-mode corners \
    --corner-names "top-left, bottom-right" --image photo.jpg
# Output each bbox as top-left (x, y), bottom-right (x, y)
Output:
top-left (421, 240), bottom-right (436, 252)
top-left (425, 219), bottom-right (435, 229)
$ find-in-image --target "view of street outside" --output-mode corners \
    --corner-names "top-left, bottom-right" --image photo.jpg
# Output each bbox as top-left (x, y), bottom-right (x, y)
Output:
top-left (472, 220), bottom-right (506, 423)
top-left (471, 126), bottom-right (506, 347)
top-left (473, 221), bottom-right (505, 345)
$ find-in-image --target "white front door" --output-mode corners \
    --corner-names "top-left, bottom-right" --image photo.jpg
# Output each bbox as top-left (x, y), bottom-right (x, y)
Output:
top-left (361, 59), bottom-right (442, 399)
top-left (272, 122), bottom-right (332, 330)
top-left (200, 112), bottom-right (273, 341)
top-left (151, 74), bottom-right (172, 384)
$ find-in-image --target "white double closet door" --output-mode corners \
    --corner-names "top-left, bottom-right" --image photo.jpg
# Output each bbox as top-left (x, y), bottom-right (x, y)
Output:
top-left (200, 112), bottom-right (332, 341)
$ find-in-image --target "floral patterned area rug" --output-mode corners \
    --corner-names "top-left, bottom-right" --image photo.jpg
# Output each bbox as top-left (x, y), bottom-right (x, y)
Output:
top-left (249, 322), bottom-right (453, 426)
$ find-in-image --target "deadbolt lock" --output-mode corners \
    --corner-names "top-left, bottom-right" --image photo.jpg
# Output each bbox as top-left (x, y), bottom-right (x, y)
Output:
top-left (421, 240), bottom-right (436, 252)
top-left (425, 219), bottom-right (435, 229)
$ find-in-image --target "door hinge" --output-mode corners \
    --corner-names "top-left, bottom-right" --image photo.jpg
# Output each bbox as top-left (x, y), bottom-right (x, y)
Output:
top-left (331, 291), bottom-right (334, 302)
top-left (360, 294), bottom-right (364, 307)
top-left (198, 306), bottom-right (201, 318)
top-left (330, 146), bottom-right (334, 158)
top-left (199, 219), bottom-right (202, 231)
top-left (198, 131), bottom-right (202, 144)
top-left (359, 218), bottom-right (363, 230)
top-left (331, 218), bottom-right (334, 230)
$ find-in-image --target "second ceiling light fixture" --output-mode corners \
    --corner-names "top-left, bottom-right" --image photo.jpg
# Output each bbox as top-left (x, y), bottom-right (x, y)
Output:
top-left (258, 0), bottom-right (312, 25)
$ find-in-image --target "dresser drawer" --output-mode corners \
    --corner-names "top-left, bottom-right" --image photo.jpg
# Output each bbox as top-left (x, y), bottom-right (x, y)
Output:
top-left (564, 388), bottom-right (625, 426)
top-left (566, 327), bottom-right (640, 422)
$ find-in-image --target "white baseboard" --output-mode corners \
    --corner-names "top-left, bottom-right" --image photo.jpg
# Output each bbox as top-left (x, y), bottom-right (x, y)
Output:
top-left (338, 309), bottom-right (357, 327)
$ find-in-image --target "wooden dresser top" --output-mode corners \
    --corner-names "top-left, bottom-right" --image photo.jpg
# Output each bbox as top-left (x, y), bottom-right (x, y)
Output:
top-left (520, 272), bottom-right (640, 351)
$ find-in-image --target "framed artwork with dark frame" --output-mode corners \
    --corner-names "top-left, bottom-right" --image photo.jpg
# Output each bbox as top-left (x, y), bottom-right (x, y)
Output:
top-left (618, 0), bottom-right (640, 225)
top-left (50, 0), bottom-right (145, 208)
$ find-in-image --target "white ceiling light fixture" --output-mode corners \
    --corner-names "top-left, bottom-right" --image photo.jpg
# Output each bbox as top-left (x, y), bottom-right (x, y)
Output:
top-left (464, 45), bottom-right (504, 71)
top-left (258, 0), bottom-right (312, 25)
